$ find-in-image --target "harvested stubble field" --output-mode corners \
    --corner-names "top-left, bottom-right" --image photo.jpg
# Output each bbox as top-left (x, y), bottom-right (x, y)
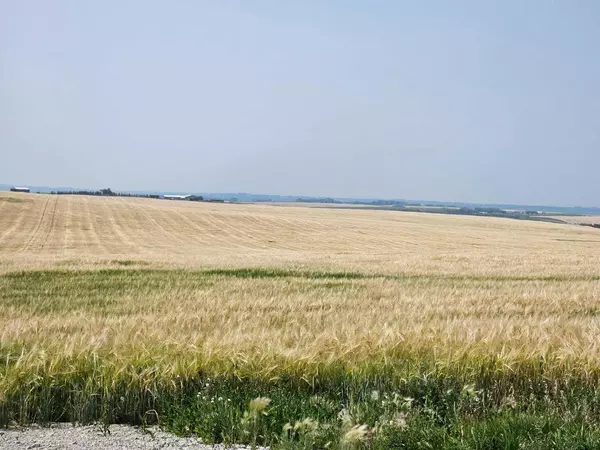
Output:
top-left (2, 191), bottom-right (600, 448)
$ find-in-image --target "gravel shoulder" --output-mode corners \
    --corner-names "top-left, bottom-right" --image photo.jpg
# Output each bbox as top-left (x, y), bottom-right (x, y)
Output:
top-left (0, 424), bottom-right (262, 450)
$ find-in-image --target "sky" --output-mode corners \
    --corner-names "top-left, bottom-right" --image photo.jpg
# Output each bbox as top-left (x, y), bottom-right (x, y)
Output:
top-left (1, 1), bottom-right (599, 206)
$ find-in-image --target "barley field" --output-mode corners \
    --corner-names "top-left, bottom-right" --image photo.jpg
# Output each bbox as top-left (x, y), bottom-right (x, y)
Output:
top-left (2, 191), bottom-right (600, 448)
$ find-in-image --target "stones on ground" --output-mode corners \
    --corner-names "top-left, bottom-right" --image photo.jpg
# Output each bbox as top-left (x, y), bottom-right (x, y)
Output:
top-left (0, 424), bottom-right (265, 449)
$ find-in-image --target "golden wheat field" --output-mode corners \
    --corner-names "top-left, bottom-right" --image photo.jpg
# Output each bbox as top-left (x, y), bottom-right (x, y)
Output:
top-left (1, 190), bottom-right (600, 371)
top-left (3, 190), bottom-right (600, 446)
top-left (1, 191), bottom-right (599, 276)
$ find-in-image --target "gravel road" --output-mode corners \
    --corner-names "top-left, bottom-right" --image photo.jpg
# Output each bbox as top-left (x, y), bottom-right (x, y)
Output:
top-left (0, 424), bottom-right (264, 449)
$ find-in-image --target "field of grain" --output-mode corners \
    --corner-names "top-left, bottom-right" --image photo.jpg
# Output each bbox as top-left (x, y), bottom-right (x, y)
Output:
top-left (548, 214), bottom-right (600, 225)
top-left (2, 192), bottom-right (599, 276)
top-left (2, 192), bottom-right (600, 448)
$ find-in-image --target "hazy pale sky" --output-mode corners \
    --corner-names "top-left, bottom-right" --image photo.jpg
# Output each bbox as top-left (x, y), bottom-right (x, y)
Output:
top-left (1, 1), bottom-right (599, 205)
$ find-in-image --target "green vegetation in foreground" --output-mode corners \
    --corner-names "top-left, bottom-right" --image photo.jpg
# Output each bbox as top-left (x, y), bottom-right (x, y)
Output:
top-left (4, 365), bottom-right (600, 449)
top-left (2, 267), bottom-right (600, 448)
top-left (6, 265), bottom-right (600, 282)
top-left (159, 371), bottom-right (600, 449)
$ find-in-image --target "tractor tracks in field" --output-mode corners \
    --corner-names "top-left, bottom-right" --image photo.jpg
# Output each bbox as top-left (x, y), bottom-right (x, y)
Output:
top-left (40, 196), bottom-right (60, 250)
top-left (135, 200), bottom-right (192, 249)
top-left (0, 203), bottom-right (27, 250)
top-left (20, 196), bottom-right (52, 253)
top-left (82, 197), bottom-right (112, 255)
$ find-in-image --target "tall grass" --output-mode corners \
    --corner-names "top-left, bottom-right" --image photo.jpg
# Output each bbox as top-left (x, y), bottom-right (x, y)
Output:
top-left (1, 268), bottom-right (600, 447)
top-left (4, 353), bottom-right (600, 448)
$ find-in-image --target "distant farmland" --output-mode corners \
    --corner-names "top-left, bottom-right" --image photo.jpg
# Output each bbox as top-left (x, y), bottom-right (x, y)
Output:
top-left (1, 191), bottom-right (598, 275)
top-left (548, 214), bottom-right (600, 225)
top-left (2, 192), bottom-right (600, 448)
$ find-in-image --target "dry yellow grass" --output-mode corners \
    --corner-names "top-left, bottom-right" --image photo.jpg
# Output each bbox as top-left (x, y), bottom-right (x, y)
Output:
top-left (2, 271), bottom-right (600, 371)
top-left (0, 190), bottom-right (600, 372)
top-left (1, 192), bottom-right (599, 277)
top-left (2, 191), bottom-right (600, 438)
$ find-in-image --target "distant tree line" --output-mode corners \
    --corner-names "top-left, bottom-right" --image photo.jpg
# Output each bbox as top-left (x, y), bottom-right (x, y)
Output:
top-left (582, 223), bottom-right (600, 230)
top-left (402, 205), bottom-right (553, 222)
top-left (50, 188), bottom-right (159, 199)
top-left (296, 197), bottom-right (341, 204)
top-left (362, 200), bottom-right (406, 207)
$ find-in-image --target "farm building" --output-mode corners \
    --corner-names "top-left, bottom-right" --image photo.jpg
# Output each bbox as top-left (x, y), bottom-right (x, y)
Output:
top-left (10, 187), bottom-right (30, 193)
top-left (163, 194), bottom-right (192, 200)
top-left (163, 194), bottom-right (203, 201)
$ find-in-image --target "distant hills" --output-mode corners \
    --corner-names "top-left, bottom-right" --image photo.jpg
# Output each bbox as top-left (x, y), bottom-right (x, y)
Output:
top-left (1, 184), bottom-right (599, 215)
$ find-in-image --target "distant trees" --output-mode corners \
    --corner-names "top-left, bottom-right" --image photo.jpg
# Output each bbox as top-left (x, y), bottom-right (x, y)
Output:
top-left (369, 200), bottom-right (406, 207)
top-left (50, 188), bottom-right (159, 199)
top-left (296, 197), bottom-right (340, 204)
